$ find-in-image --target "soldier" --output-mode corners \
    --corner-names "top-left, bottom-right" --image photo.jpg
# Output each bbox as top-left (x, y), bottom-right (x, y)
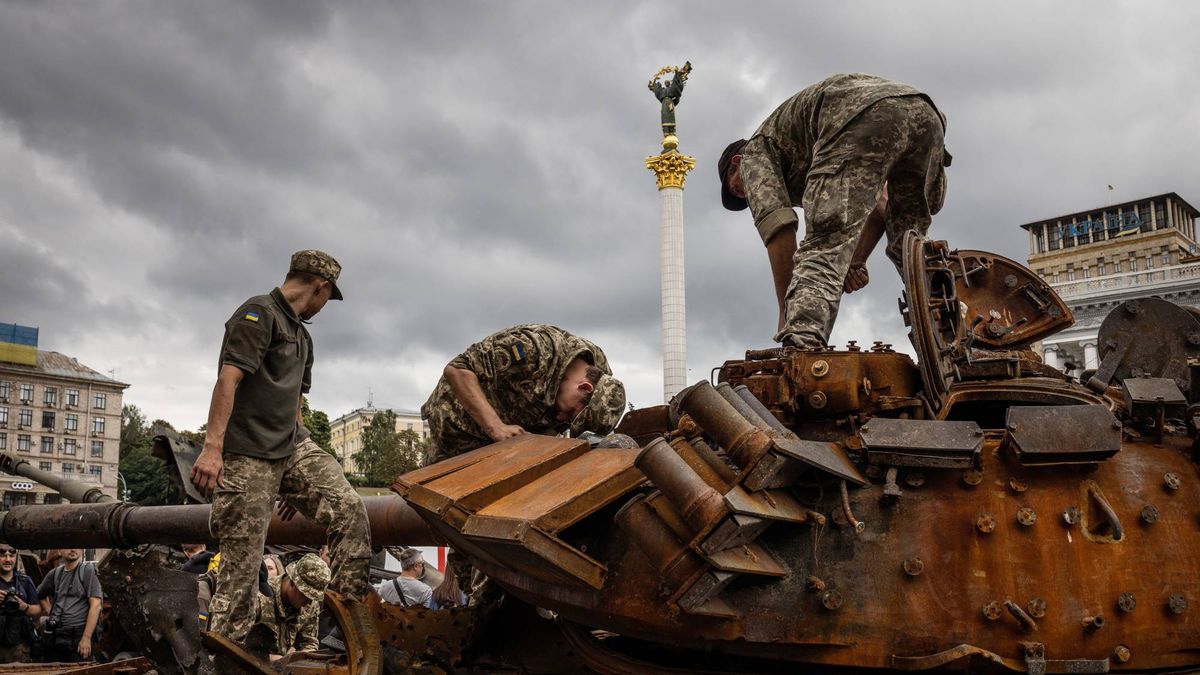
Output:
top-left (189, 250), bottom-right (371, 658)
top-left (421, 324), bottom-right (627, 464)
top-left (718, 73), bottom-right (951, 348)
top-left (250, 553), bottom-right (329, 659)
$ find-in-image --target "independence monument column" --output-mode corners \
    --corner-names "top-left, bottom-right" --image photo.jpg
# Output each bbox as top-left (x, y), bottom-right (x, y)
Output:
top-left (645, 62), bottom-right (695, 402)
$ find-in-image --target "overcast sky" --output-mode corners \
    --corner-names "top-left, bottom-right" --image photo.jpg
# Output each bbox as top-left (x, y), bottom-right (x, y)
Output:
top-left (2, 1), bottom-right (1198, 430)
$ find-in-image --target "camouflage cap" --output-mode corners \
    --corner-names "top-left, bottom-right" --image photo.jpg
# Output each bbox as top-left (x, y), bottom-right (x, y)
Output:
top-left (717, 139), bottom-right (749, 211)
top-left (285, 553), bottom-right (331, 603)
top-left (569, 374), bottom-right (626, 437)
top-left (290, 249), bottom-right (344, 301)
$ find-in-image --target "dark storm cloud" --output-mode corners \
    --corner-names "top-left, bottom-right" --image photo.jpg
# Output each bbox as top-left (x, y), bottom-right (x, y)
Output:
top-left (0, 1), bottom-right (1198, 425)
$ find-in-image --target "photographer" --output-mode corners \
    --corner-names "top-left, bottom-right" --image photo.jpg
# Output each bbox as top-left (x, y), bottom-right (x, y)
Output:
top-left (36, 549), bottom-right (102, 663)
top-left (0, 545), bottom-right (40, 662)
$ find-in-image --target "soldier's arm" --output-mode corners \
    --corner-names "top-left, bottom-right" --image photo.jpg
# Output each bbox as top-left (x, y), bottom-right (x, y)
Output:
top-left (78, 596), bottom-right (101, 658)
top-left (766, 228), bottom-right (798, 330)
top-left (444, 365), bottom-right (525, 441)
top-left (192, 364), bottom-right (245, 495)
top-left (296, 608), bottom-right (321, 652)
top-left (844, 184), bottom-right (888, 294)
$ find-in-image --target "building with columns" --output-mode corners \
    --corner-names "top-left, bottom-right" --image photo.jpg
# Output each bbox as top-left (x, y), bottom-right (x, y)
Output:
top-left (330, 405), bottom-right (428, 476)
top-left (1020, 193), bottom-right (1200, 373)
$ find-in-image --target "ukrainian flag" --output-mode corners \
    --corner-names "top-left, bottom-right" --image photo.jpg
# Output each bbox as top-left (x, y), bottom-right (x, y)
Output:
top-left (0, 323), bottom-right (38, 366)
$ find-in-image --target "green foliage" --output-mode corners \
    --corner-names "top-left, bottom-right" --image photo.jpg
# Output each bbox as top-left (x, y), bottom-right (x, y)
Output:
top-left (301, 396), bottom-right (334, 456)
top-left (353, 411), bottom-right (428, 486)
top-left (118, 404), bottom-right (172, 505)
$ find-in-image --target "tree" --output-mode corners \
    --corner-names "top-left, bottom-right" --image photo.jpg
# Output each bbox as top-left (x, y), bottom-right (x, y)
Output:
top-left (354, 411), bottom-right (399, 486)
top-left (301, 396), bottom-right (334, 456)
top-left (392, 428), bottom-right (426, 477)
top-left (118, 404), bottom-right (173, 505)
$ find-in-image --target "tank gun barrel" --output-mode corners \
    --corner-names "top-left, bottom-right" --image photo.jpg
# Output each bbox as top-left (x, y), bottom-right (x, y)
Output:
top-left (0, 495), bottom-right (437, 549)
top-left (0, 451), bottom-right (115, 504)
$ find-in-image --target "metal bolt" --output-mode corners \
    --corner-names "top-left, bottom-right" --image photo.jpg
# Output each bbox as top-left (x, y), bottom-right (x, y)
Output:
top-left (805, 576), bottom-right (825, 592)
top-left (962, 470), bottom-right (983, 487)
top-left (808, 391), bottom-right (828, 409)
top-left (977, 513), bottom-right (996, 534)
top-left (1062, 506), bottom-right (1081, 526)
top-left (904, 471), bottom-right (925, 488)
top-left (863, 465), bottom-right (883, 480)
top-left (1004, 273), bottom-right (1018, 288)
top-left (1017, 507), bottom-right (1037, 526)
top-left (1141, 504), bottom-right (1160, 524)
top-left (1026, 597), bottom-right (1047, 618)
top-left (810, 360), bottom-right (830, 377)
top-left (1169, 594), bottom-right (1188, 614)
top-left (821, 590), bottom-right (843, 610)
top-left (1113, 645), bottom-right (1131, 664)
top-left (1009, 478), bottom-right (1028, 493)
top-left (982, 601), bottom-right (1002, 620)
top-left (1189, 332), bottom-right (1200, 346)
top-left (1165, 473), bottom-right (1181, 491)
top-left (846, 341), bottom-right (860, 352)
top-left (903, 557), bottom-right (924, 577)
top-left (1081, 615), bottom-right (1105, 631)
top-left (1118, 592), bottom-right (1136, 613)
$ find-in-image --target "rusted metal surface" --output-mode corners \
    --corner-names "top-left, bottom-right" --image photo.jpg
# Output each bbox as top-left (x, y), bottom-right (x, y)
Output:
top-left (0, 495), bottom-right (437, 549)
top-left (1002, 405), bottom-right (1121, 465)
top-left (952, 250), bottom-right (1073, 349)
top-left (1091, 297), bottom-right (1200, 395)
top-left (859, 418), bottom-right (982, 468)
top-left (0, 659), bottom-right (155, 674)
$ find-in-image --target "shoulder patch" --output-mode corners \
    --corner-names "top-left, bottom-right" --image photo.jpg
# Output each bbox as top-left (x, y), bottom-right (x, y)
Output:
top-left (243, 311), bottom-right (261, 323)
top-left (510, 342), bottom-right (526, 362)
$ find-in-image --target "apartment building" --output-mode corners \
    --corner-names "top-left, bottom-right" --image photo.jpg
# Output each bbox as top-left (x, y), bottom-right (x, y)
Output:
top-left (0, 325), bottom-right (128, 505)
top-left (330, 406), bottom-right (428, 476)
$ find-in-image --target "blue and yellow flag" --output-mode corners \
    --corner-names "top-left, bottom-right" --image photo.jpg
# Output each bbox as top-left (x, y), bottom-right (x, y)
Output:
top-left (0, 323), bottom-right (38, 366)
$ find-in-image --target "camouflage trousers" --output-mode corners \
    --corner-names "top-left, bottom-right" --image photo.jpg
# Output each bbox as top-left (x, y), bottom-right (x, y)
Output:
top-left (775, 96), bottom-right (948, 348)
top-left (207, 438), bottom-right (372, 642)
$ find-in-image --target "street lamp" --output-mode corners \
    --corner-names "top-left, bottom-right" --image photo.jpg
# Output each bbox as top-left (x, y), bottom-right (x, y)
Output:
top-left (116, 471), bottom-right (130, 502)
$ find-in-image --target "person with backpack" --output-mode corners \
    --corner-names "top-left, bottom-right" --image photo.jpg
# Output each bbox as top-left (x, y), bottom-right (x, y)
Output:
top-left (0, 545), bottom-right (40, 663)
top-left (36, 548), bottom-right (102, 663)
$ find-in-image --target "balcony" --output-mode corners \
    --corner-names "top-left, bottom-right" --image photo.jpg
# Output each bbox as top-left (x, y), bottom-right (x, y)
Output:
top-left (1049, 262), bottom-right (1200, 302)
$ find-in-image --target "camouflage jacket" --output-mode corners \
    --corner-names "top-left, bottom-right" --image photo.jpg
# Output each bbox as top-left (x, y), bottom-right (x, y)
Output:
top-left (421, 324), bottom-right (611, 461)
top-left (739, 73), bottom-right (946, 244)
top-left (253, 575), bottom-right (319, 655)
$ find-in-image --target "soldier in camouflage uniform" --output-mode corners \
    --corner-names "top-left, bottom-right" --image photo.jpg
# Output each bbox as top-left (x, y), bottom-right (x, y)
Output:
top-left (190, 251), bottom-right (371, 653)
top-left (421, 324), bottom-right (627, 464)
top-left (718, 73), bottom-right (951, 349)
top-left (250, 553), bottom-right (329, 657)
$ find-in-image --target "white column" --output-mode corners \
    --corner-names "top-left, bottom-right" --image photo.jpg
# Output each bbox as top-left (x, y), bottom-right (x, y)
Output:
top-left (660, 186), bottom-right (687, 401)
top-left (1043, 346), bottom-right (1060, 370)
top-left (1082, 341), bottom-right (1099, 370)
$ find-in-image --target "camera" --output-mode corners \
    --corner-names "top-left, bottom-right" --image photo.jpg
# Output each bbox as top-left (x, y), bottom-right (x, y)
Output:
top-left (44, 616), bottom-right (58, 631)
top-left (0, 592), bottom-right (18, 613)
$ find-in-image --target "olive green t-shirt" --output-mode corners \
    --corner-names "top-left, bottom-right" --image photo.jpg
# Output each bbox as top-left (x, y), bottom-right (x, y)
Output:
top-left (219, 288), bottom-right (313, 460)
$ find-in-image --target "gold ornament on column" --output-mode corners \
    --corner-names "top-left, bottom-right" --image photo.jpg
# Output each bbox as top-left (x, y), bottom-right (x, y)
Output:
top-left (646, 62), bottom-right (695, 190)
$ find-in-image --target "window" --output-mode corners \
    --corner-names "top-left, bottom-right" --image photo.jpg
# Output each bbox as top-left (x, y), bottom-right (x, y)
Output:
top-left (0, 434), bottom-right (5, 450)
top-left (66, 389), bottom-right (79, 407)
top-left (1163, 252), bottom-right (1171, 266)
top-left (1052, 272), bottom-right (1060, 283)
top-left (65, 413), bottom-right (78, 432)
top-left (1, 493), bottom-right (30, 508)
top-left (43, 387), bottom-right (57, 406)
top-left (1115, 259), bottom-right (1122, 273)
top-left (93, 393), bottom-right (106, 410)
top-left (19, 385), bottom-right (33, 403)
top-left (1147, 254), bottom-right (1155, 269)
top-left (1067, 269), bottom-right (1076, 281)
top-left (1130, 258), bottom-right (1138, 272)
top-left (92, 417), bottom-right (105, 436)
top-left (89, 465), bottom-right (102, 481)
top-left (61, 463), bottom-right (74, 476)
top-left (63, 438), bottom-right (76, 455)
top-left (18, 409), bottom-right (31, 428)
top-left (0, 407), bottom-right (7, 425)
top-left (38, 462), bottom-right (51, 472)
top-left (0, 381), bottom-right (9, 401)
top-left (16, 435), bottom-right (30, 452)
top-left (91, 441), bottom-right (103, 458)
top-left (1083, 266), bottom-right (1091, 279)
top-left (41, 411), bottom-right (55, 430)
top-left (41, 436), bottom-right (53, 454)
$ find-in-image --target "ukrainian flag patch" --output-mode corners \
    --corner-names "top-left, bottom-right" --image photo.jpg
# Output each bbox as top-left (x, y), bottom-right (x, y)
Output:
top-left (511, 343), bottom-right (526, 362)
top-left (244, 311), bottom-right (260, 323)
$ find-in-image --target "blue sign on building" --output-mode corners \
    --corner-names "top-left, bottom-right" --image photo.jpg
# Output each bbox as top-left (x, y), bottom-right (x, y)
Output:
top-left (1053, 212), bottom-right (1142, 241)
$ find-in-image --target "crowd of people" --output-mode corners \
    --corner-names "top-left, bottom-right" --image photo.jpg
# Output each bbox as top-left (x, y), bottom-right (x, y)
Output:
top-left (0, 547), bottom-right (102, 664)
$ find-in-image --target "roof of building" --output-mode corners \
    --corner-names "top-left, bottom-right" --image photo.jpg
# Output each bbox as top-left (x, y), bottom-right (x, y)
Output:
top-left (1019, 192), bottom-right (1199, 232)
top-left (331, 406), bottom-right (423, 425)
top-left (0, 350), bottom-right (129, 388)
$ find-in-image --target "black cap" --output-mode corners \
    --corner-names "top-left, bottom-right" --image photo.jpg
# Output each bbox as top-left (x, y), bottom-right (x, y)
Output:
top-left (718, 139), bottom-right (749, 211)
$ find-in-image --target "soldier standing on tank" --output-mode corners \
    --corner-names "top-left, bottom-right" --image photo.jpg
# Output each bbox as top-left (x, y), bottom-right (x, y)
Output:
top-left (718, 73), bottom-right (951, 348)
top-left (190, 251), bottom-right (371, 658)
top-left (421, 323), bottom-right (627, 465)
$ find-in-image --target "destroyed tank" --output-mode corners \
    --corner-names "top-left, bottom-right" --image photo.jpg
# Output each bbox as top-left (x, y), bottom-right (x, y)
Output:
top-left (3, 232), bottom-right (1198, 674)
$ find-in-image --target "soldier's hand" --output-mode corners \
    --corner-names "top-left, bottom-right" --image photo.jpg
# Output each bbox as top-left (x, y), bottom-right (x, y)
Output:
top-left (844, 264), bottom-right (869, 294)
top-left (190, 447), bottom-right (224, 497)
top-left (486, 423), bottom-right (526, 442)
top-left (77, 636), bottom-right (92, 659)
top-left (276, 499), bottom-right (299, 522)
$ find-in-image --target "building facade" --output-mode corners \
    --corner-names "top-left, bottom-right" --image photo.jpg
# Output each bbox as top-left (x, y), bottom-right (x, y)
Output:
top-left (0, 348), bottom-right (128, 506)
top-left (330, 406), bottom-right (428, 476)
top-left (1021, 193), bottom-right (1200, 373)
